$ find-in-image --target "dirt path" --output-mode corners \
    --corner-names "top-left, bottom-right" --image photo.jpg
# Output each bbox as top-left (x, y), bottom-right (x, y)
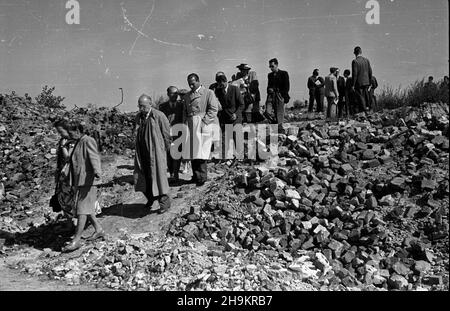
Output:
top-left (96, 155), bottom-right (223, 239)
top-left (1, 154), bottom-right (223, 291)
top-left (0, 260), bottom-right (106, 291)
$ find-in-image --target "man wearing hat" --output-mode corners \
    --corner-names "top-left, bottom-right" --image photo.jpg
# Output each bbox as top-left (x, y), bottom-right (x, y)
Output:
top-left (232, 63), bottom-right (261, 123)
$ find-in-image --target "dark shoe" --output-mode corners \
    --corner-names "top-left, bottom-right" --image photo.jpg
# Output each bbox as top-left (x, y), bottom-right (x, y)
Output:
top-left (157, 208), bottom-right (169, 215)
top-left (145, 200), bottom-right (155, 208)
top-left (62, 240), bottom-right (82, 253)
top-left (196, 180), bottom-right (206, 186)
top-left (87, 230), bottom-right (106, 242)
top-left (169, 177), bottom-right (181, 186)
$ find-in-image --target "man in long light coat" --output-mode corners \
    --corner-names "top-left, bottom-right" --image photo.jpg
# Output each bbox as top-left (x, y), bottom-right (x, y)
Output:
top-left (134, 94), bottom-right (171, 214)
top-left (183, 73), bottom-right (219, 186)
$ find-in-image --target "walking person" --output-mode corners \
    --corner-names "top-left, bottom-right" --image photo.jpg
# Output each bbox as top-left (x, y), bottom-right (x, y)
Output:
top-left (134, 94), bottom-right (172, 214)
top-left (62, 121), bottom-right (104, 253)
top-left (351, 46), bottom-right (373, 113)
top-left (182, 73), bottom-right (219, 186)
top-left (325, 67), bottom-right (339, 120)
top-left (159, 86), bottom-right (184, 183)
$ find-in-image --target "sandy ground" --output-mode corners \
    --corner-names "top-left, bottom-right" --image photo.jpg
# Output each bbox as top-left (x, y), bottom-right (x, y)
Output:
top-left (0, 154), bottom-right (223, 291)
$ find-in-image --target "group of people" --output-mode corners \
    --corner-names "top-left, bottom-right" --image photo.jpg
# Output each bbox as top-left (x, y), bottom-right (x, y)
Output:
top-left (53, 120), bottom-right (104, 252)
top-left (307, 46), bottom-right (378, 119)
top-left (133, 57), bottom-right (292, 197)
top-left (51, 47), bottom-right (384, 252)
top-left (52, 57), bottom-right (290, 252)
top-left (424, 75), bottom-right (449, 103)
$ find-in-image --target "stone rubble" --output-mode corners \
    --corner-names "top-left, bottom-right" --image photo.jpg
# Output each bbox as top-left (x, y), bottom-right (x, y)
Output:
top-left (1, 92), bottom-right (448, 291)
top-left (168, 103), bottom-right (449, 291)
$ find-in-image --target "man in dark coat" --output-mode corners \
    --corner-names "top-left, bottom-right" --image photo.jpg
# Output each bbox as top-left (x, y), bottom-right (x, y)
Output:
top-left (267, 58), bottom-right (290, 125)
top-left (134, 94), bottom-right (171, 214)
top-left (158, 86), bottom-right (184, 182)
top-left (345, 75), bottom-right (356, 115)
top-left (307, 69), bottom-right (325, 113)
top-left (424, 76), bottom-right (438, 103)
top-left (337, 69), bottom-right (351, 118)
top-left (183, 73), bottom-right (219, 186)
top-left (215, 74), bottom-right (245, 159)
top-left (215, 75), bottom-right (245, 126)
top-left (209, 72), bottom-right (226, 92)
top-left (351, 46), bottom-right (373, 112)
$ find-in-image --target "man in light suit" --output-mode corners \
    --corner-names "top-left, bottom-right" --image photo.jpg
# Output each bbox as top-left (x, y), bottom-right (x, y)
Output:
top-left (351, 46), bottom-right (373, 113)
top-left (183, 73), bottom-right (219, 186)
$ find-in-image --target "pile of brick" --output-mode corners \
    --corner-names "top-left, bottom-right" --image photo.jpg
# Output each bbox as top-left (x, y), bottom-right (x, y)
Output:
top-left (0, 93), bottom-right (136, 224)
top-left (170, 103), bottom-right (449, 290)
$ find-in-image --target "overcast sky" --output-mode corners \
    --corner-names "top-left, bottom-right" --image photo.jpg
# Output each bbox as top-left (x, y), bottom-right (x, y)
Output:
top-left (0, 0), bottom-right (448, 111)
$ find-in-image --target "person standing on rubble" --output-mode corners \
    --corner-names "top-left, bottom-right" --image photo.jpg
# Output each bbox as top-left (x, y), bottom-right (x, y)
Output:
top-left (232, 63), bottom-right (262, 123)
top-left (325, 67), bottom-right (339, 120)
top-left (159, 86), bottom-right (184, 183)
top-left (351, 46), bottom-right (373, 113)
top-left (424, 76), bottom-right (438, 103)
top-left (216, 74), bottom-right (245, 125)
top-left (439, 76), bottom-right (449, 103)
top-left (62, 121), bottom-right (104, 253)
top-left (337, 69), bottom-right (350, 118)
top-left (307, 69), bottom-right (325, 113)
top-left (345, 72), bottom-right (356, 116)
top-left (369, 75), bottom-right (378, 111)
top-left (209, 71), bottom-right (226, 92)
top-left (134, 94), bottom-right (172, 214)
top-left (182, 73), bottom-right (219, 186)
top-left (266, 58), bottom-right (290, 126)
top-left (215, 74), bottom-right (245, 159)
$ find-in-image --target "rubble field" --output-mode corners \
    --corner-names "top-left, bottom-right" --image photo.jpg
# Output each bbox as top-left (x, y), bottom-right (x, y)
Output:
top-left (0, 92), bottom-right (448, 291)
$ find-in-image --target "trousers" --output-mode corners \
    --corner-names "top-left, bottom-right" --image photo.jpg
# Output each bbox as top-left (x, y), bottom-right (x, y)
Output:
top-left (354, 86), bottom-right (370, 112)
top-left (191, 159), bottom-right (207, 182)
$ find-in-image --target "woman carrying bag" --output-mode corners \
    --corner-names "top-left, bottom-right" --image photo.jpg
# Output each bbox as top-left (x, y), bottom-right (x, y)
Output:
top-left (51, 120), bottom-right (76, 219)
top-left (62, 121), bottom-right (104, 253)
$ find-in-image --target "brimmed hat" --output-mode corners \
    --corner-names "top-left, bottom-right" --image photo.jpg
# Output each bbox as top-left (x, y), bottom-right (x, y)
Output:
top-left (236, 63), bottom-right (251, 70)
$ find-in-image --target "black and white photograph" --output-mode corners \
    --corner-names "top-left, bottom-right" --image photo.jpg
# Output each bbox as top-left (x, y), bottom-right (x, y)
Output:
top-left (0, 0), bottom-right (448, 299)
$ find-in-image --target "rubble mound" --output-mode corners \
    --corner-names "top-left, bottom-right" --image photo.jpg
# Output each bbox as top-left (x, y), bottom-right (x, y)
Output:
top-left (0, 93), bottom-right (135, 225)
top-left (169, 103), bottom-right (449, 291)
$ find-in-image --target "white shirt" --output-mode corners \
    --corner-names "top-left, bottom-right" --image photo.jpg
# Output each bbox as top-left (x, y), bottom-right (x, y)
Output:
top-left (194, 85), bottom-right (202, 94)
